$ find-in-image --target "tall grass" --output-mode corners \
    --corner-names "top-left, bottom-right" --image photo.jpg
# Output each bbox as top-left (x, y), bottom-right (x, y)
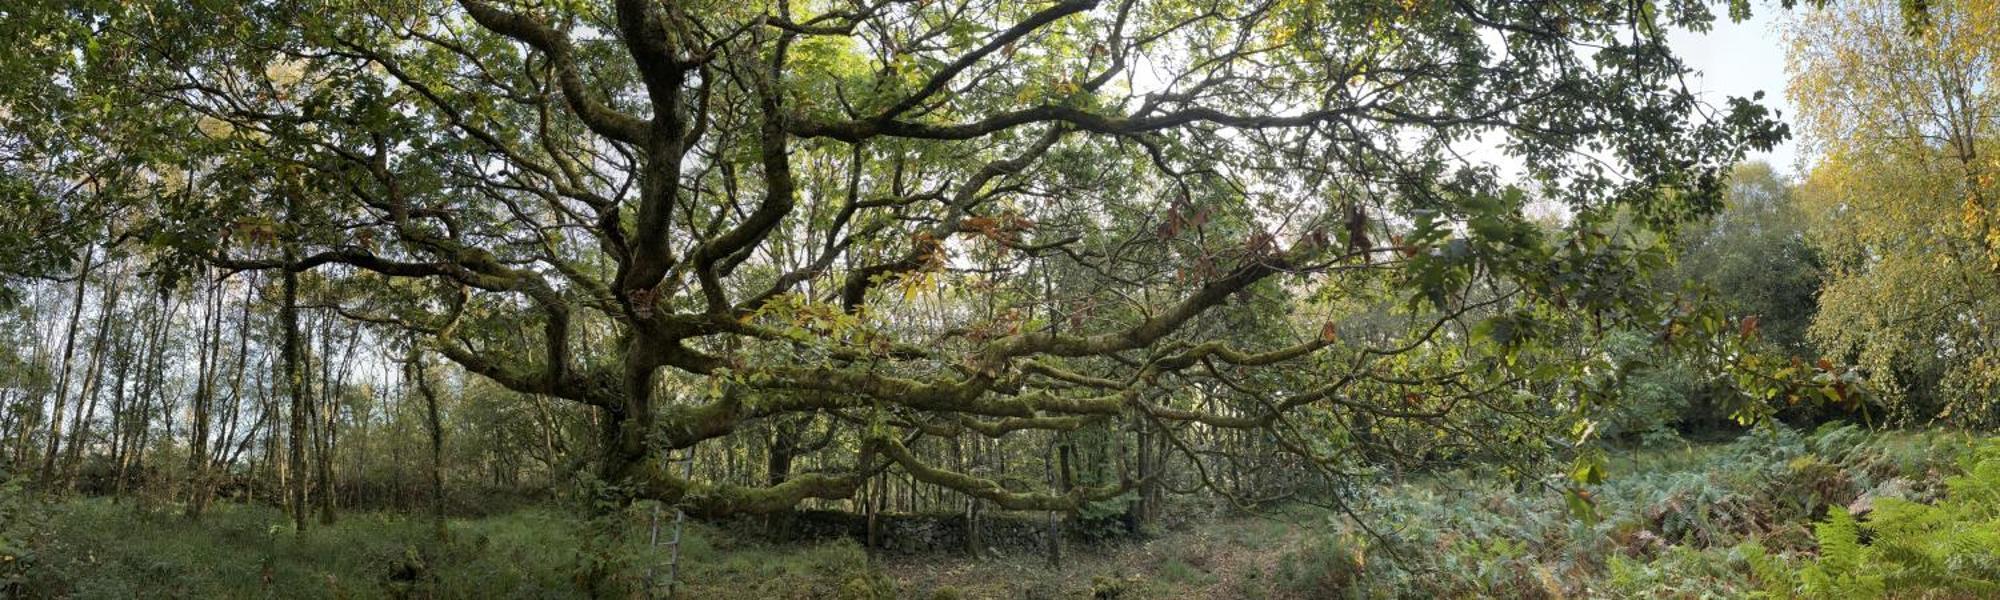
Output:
top-left (6, 496), bottom-right (891, 599)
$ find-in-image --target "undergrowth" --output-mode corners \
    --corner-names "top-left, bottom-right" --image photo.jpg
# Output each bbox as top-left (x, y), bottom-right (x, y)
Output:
top-left (0, 493), bottom-right (891, 599)
top-left (5, 426), bottom-right (1993, 599)
top-left (1277, 425), bottom-right (1992, 599)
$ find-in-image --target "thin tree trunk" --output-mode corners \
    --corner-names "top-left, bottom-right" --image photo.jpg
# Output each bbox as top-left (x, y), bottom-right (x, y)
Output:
top-left (409, 349), bottom-right (447, 540)
top-left (0, 388), bottom-right (12, 457)
top-left (1047, 437), bottom-right (1072, 568)
top-left (532, 394), bottom-right (563, 483)
top-left (263, 366), bottom-right (284, 505)
top-left (104, 309), bottom-right (135, 493)
top-left (39, 245), bottom-right (94, 483)
top-left (186, 274), bottom-right (224, 516)
top-left (206, 279), bottom-right (255, 505)
top-left (62, 272), bottom-right (120, 489)
top-left (7, 285), bottom-right (43, 467)
top-left (282, 251), bottom-right (308, 533)
top-left (117, 298), bottom-right (172, 500)
top-left (223, 386), bottom-right (267, 475)
top-left (0, 388), bottom-right (16, 472)
top-left (311, 315), bottom-right (342, 525)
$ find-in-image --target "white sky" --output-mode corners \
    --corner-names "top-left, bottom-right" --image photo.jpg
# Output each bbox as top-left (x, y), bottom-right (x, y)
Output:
top-left (1668, 10), bottom-right (1800, 178)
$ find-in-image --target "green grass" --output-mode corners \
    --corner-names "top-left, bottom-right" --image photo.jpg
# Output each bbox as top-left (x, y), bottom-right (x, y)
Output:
top-left (6, 426), bottom-right (1993, 599)
top-left (15, 500), bottom-right (579, 598)
top-left (6, 497), bottom-right (891, 599)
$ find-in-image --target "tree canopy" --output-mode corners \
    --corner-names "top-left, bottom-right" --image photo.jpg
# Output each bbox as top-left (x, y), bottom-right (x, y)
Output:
top-left (1791, 0), bottom-right (2000, 425)
top-left (0, 0), bottom-right (1797, 517)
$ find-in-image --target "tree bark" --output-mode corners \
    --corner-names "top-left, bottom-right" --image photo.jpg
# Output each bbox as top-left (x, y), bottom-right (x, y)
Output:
top-left (62, 271), bottom-right (120, 490)
top-left (116, 296), bottom-right (171, 500)
top-left (312, 314), bottom-right (338, 525)
top-left (409, 349), bottom-right (447, 540)
top-left (210, 279), bottom-right (255, 496)
top-left (39, 245), bottom-right (94, 483)
top-left (186, 274), bottom-right (224, 516)
top-left (282, 245), bottom-right (309, 533)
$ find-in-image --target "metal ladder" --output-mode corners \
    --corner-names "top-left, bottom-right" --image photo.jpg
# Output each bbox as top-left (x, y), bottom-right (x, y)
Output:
top-left (649, 450), bottom-right (696, 599)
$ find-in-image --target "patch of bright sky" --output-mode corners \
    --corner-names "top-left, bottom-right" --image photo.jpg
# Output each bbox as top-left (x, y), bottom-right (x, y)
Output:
top-left (1491, 10), bottom-right (1802, 223)
top-left (1428, 10), bottom-right (1804, 214)
top-left (1669, 9), bottom-right (1799, 178)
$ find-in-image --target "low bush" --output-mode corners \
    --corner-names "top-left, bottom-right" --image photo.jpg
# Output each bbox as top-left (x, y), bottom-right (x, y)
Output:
top-left (1276, 426), bottom-right (1987, 599)
top-left (1757, 437), bottom-right (2000, 598)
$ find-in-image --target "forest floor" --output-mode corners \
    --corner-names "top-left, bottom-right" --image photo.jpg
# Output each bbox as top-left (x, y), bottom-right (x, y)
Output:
top-left (879, 507), bottom-right (1317, 599)
top-left (4, 425), bottom-right (1991, 599)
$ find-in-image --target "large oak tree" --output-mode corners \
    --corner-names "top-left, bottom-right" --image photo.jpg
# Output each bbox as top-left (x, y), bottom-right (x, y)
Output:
top-left (12, 0), bottom-right (1782, 515)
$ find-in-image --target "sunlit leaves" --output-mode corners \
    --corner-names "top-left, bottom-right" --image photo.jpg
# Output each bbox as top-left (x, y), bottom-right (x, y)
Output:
top-left (1791, 0), bottom-right (2000, 425)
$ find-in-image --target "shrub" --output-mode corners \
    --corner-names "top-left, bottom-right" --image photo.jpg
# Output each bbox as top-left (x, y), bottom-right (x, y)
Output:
top-left (0, 472), bottom-right (44, 595)
top-left (1276, 426), bottom-right (1986, 599)
top-left (1780, 439), bottom-right (2000, 598)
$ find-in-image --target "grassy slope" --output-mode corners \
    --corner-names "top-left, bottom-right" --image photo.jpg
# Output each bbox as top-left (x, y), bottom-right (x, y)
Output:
top-left (4, 426), bottom-right (1989, 599)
